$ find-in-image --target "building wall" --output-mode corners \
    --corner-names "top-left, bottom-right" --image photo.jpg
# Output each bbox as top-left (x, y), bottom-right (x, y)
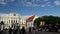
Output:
top-left (0, 13), bottom-right (35, 29)
top-left (0, 13), bottom-right (22, 29)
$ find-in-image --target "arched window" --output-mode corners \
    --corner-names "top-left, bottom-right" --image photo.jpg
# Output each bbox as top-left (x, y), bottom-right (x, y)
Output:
top-left (9, 20), bottom-right (10, 23)
top-left (11, 20), bottom-right (14, 24)
top-left (16, 20), bottom-right (17, 23)
top-left (14, 20), bottom-right (15, 23)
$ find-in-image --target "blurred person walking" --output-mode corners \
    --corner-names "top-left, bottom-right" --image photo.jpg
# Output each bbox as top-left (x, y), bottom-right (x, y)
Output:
top-left (21, 26), bottom-right (26, 34)
top-left (32, 27), bottom-right (36, 34)
top-left (9, 27), bottom-right (13, 34)
top-left (29, 27), bottom-right (31, 33)
top-left (13, 26), bottom-right (21, 34)
top-left (17, 26), bottom-right (21, 34)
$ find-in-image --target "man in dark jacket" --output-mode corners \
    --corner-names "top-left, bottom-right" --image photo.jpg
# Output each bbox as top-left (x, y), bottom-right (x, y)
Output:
top-left (29, 27), bottom-right (31, 32)
top-left (9, 28), bottom-right (13, 34)
top-left (21, 27), bottom-right (26, 34)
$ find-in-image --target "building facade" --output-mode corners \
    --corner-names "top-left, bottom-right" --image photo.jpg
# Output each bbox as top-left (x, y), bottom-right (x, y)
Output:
top-left (0, 13), bottom-right (35, 29)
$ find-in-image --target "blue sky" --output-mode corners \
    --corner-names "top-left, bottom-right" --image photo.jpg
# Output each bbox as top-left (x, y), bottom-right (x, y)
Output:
top-left (0, 0), bottom-right (60, 16)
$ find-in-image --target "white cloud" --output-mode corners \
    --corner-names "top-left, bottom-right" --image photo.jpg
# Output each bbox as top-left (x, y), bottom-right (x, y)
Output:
top-left (47, 4), bottom-right (50, 6)
top-left (22, 1), bottom-right (40, 7)
top-left (54, 0), bottom-right (60, 5)
top-left (46, 2), bottom-right (51, 7)
top-left (32, 0), bottom-right (35, 2)
top-left (25, 0), bottom-right (27, 1)
top-left (20, 1), bottom-right (25, 3)
top-left (0, 0), bottom-right (6, 4)
top-left (25, 2), bottom-right (32, 6)
top-left (36, 0), bottom-right (40, 1)
top-left (25, 2), bottom-right (41, 7)
top-left (19, 0), bottom-right (51, 7)
top-left (11, 0), bottom-right (15, 2)
top-left (33, 4), bottom-right (40, 7)
top-left (46, 2), bottom-right (51, 4)
top-left (20, 0), bottom-right (32, 7)
top-left (51, 6), bottom-right (55, 7)
top-left (44, 0), bottom-right (48, 2)
top-left (39, 1), bottom-right (42, 2)
top-left (0, 2), bottom-right (6, 4)
top-left (41, 4), bottom-right (46, 7)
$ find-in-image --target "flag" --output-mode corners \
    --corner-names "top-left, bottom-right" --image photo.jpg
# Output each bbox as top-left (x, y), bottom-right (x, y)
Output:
top-left (26, 15), bottom-right (35, 22)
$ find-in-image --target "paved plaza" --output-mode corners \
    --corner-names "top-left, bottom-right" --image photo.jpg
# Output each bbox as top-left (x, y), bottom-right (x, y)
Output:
top-left (0, 30), bottom-right (60, 34)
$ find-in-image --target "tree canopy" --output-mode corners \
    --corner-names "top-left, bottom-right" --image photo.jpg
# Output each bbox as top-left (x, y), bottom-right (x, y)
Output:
top-left (34, 15), bottom-right (60, 27)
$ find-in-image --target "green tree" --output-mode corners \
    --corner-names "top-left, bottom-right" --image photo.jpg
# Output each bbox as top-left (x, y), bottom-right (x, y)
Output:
top-left (33, 17), bottom-right (41, 27)
top-left (34, 15), bottom-right (60, 27)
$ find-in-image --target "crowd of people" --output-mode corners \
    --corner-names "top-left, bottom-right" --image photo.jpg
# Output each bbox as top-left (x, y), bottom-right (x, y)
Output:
top-left (9, 26), bottom-right (26, 34)
top-left (0, 23), bottom-right (60, 34)
top-left (0, 26), bottom-right (38, 34)
top-left (38, 23), bottom-right (60, 32)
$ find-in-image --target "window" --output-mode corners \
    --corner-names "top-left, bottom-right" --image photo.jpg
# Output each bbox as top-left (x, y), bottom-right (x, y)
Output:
top-left (14, 20), bottom-right (15, 23)
top-left (16, 20), bottom-right (17, 23)
top-left (11, 20), bottom-right (14, 24)
top-left (9, 20), bottom-right (10, 23)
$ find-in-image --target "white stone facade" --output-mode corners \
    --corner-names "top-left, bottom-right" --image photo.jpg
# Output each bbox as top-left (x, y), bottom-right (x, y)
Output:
top-left (0, 13), bottom-right (36, 29)
top-left (0, 13), bottom-right (27, 29)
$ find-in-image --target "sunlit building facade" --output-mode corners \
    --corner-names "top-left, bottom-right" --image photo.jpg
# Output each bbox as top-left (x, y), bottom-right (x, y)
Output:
top-left (0, 13), bottom-right (26, 29)
top-left (0, 13), bottom-right (35, 29)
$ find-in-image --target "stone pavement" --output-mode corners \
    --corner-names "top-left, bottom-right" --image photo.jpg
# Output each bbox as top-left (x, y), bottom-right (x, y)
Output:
top-left (0, 30), bottom-right (60, 34)
top-left (34, 31), bottom-right (60, 34)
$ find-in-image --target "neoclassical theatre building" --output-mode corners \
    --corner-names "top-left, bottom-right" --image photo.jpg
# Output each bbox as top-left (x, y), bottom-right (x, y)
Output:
top-left (0, 13), bottom-right (36, 29)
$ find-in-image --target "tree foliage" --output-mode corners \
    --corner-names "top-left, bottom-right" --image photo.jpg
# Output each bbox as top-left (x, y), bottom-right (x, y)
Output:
top-left (34, 15), bottom-right (60, 27)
